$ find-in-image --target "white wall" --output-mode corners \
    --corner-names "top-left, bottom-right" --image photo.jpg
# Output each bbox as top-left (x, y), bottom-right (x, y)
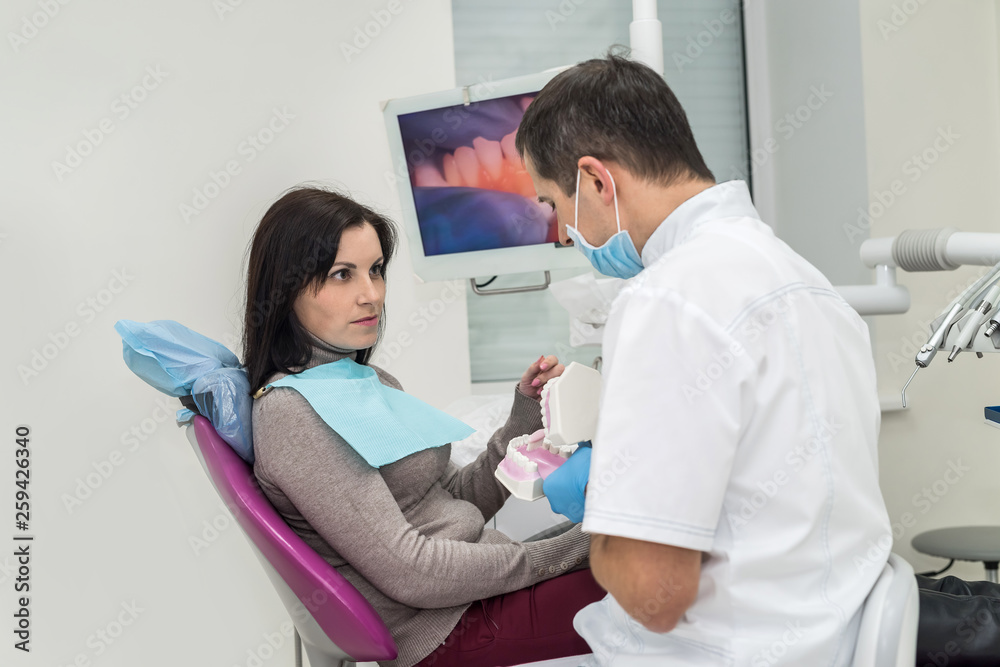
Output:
top-left (858, 0), bottom-right (1000, 580)
top-left (746, 0), bottom-right (871, 287)
top-left (0, 2), bottom-right (463, 665)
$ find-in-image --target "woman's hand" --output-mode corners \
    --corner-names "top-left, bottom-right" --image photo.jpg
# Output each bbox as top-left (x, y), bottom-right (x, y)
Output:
top-left (517, 354), bottom-right (565, 400)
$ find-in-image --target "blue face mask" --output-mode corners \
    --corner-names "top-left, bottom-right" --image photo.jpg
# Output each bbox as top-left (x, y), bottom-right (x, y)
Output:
top-left (565, 169), bottom-right (644, 279)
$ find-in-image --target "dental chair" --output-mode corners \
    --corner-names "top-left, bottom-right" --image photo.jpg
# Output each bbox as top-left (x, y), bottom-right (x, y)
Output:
top-left (186, 414), bottom-right (397, 667)
top-left (851, 553), bottom-right (919, 667)
top-left (186, 413), bottom-right (917, 667)
top-left (186, 413), bottom-right (586, 667)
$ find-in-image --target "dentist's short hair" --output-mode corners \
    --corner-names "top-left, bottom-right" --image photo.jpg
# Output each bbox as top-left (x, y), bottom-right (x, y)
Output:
top-left (516, 48), bottom-right (715, 196)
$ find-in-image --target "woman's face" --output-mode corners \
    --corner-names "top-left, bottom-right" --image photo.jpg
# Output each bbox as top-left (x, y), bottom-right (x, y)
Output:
top-left (292, 222), bottom-right (386, 351)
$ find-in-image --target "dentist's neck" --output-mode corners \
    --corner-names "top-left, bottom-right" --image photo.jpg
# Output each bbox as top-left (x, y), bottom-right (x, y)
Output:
top-left (621, 176), bottom-right (715, 257)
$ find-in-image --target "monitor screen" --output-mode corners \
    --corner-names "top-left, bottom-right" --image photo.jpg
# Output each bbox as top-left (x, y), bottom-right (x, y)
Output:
top-left (397, 93), bottom-right (557, 256)
top-left (383, 70), bottom-right (589, 282)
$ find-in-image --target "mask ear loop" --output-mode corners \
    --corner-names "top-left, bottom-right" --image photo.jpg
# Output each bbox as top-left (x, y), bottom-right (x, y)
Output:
top-left (573, 168), bottom-right (581, 231)
top-left (605, 169), bottom-right (622, 234)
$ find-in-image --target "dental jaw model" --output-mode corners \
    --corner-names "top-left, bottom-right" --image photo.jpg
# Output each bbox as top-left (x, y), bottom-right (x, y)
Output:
top-left (495, 362), bottom-right (602, 501)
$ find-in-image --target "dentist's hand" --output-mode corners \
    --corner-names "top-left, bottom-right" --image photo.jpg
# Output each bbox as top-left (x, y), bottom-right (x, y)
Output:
top-left (518, 354), bottom-right (565, 400)
top-left (543, 442), bottom-right (592, 523)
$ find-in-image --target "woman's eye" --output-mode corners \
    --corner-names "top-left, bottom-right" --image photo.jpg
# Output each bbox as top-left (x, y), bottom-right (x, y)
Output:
top-left (371, 264), bottom-right (384, 277)
top-left (329, 269), bottom-right (349, 280)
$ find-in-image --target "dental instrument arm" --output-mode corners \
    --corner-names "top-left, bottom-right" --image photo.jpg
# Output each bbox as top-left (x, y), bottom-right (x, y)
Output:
top-left (901, 302), bottom-right (965, 407)
top-left (859, 229), bottom-right (1000, 407)
top-left (948, 283), bottom-right (1000, 362)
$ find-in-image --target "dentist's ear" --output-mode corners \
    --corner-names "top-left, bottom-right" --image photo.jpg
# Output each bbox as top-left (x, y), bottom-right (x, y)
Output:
top-left (577, 156), bottom-right (616, 206)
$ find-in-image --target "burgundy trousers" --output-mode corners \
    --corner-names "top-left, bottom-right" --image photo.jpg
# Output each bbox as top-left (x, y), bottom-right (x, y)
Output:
top-left (414, 568), bottom-right (606, 667)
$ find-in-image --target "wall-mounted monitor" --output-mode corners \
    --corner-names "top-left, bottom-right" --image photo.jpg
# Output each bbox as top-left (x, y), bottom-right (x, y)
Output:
top-left (382, 70), bottom-right (589, 282)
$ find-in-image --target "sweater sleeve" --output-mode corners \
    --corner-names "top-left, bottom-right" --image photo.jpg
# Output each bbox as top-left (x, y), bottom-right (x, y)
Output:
top-left (253, 387), bottom-right (588, 610)
top-left (439, 385), bottom-right (543, 521)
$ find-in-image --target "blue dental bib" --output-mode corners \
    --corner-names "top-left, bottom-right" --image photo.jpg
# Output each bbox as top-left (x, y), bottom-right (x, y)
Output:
top-left (266, 358), bottom-right (475, 468)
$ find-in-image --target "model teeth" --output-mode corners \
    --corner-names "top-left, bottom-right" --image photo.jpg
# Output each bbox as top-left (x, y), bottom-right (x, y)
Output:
top-left (540, 381), bottom-right (553, 430)
top-left (506, 436), bottom-right (525, 457)
top-left (511, 450), bottom-right (538, 473)
top-left (508, 434), bottom-right (528, 450)
top-left (556, 444), bottom-right (578, 459)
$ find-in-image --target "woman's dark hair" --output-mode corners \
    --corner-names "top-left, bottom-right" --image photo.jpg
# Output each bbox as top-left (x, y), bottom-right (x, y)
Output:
top-left (516, 48), bottom-right (714, 196)
top-left (242, 186), bottom-right (397, 392)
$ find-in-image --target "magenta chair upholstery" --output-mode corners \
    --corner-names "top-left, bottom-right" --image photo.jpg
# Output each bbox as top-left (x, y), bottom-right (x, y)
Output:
top-left (186, 415), bottom-right (397, 667)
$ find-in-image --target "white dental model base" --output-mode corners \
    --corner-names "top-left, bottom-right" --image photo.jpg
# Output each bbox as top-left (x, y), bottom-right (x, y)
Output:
top-left (494, 362), bottom-right (602, 501)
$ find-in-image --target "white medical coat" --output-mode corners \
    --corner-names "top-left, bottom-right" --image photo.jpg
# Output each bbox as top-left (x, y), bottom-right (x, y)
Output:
top-left (575, 180), bottom-right (891, 666)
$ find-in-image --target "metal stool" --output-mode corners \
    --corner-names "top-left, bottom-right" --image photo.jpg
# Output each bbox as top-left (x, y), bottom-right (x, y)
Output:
top-left (912, 526), bottom-right (1000, 582)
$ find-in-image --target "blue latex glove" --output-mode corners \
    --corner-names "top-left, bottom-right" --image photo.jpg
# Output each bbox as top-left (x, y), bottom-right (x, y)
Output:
top-left (542, 442), bottom-right (592, 523)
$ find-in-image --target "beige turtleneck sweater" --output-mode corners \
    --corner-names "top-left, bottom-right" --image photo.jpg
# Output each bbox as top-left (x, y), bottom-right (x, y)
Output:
top-left (251, 334), bottom-right (592, 667)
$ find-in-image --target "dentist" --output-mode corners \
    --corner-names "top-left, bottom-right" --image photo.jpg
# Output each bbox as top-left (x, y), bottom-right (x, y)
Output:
top-left (517, 52), bottom-right (891, 665)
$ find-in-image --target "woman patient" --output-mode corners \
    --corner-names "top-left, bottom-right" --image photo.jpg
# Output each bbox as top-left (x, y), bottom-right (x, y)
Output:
top-left (242, 186), bottom-right (606, 667)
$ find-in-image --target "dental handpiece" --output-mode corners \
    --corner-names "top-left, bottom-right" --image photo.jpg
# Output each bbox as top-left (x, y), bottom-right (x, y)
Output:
top-left (902, 302), bottom-right (965, 407)
top-left (986, 318), bottom-right (1000, 338)
top-left (900, 261), bottom-right (1000, 406)
top-left (948, 284), bottom-right (1000, 362)
top-left (917, 302), bottom-right (965, 368)
top-left (915, 266), bottom-right (1000, 367)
